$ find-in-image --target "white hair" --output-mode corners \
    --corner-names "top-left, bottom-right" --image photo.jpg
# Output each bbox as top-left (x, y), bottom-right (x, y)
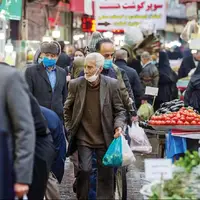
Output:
top-left (85, 52), bottom-right (105, 68)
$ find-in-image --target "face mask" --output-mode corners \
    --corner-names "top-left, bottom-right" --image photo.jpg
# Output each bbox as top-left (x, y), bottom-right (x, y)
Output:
top-left (151, 61), bottom-right (157, 65)
top-left (43, 57), bottom-right (57, 67)
top-left (103, 59), bottom-right (112, 69)
top-left (84, 69), bottom-right (99, 83)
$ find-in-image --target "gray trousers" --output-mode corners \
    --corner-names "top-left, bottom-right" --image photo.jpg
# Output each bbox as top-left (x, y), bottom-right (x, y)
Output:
top-left (45, 172), bottom-right (60, 200)
top-left (77, 145), bottom-right (114, 200)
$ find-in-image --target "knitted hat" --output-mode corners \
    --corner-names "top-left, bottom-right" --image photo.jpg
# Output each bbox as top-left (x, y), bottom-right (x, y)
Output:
top-left (88, 31), bottom-right (103, 53)
top-left (40, 41), bottom-right (60, 55)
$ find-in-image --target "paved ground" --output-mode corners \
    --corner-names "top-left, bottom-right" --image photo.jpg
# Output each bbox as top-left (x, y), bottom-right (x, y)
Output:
top-left (59, 134), bottom-right (163, 200)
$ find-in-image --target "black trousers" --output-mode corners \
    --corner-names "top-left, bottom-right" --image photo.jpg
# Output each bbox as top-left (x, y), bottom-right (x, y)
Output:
top-left (77, 145), bottom-right (114, 200)
top-left (28, 134), bottom-right (56, 200)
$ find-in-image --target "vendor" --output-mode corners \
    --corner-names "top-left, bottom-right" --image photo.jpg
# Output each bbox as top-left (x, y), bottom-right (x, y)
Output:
top-left (178, 51), bottom-right (200, 79)
top-left (184, 63), bottom-right (200, 151)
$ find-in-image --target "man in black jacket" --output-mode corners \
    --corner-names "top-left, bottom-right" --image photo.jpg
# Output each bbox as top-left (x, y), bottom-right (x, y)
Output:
top-left (115, 49), bottom-right (143, 108)
top-left (25, 41), bottom-right (68, 120)
top-left (27, 93), bottom-right (56, 200)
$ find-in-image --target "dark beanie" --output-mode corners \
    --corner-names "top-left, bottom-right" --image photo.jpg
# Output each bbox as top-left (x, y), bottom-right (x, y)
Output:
top-left (40, 42), bottom-right (59, 55)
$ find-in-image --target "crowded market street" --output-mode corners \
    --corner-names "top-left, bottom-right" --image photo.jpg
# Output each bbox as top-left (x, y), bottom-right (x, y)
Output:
top-left (1, 0), bottom-right (200, 200)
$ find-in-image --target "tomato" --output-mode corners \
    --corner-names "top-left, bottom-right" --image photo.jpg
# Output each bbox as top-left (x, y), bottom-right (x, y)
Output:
top-left (167, 114), bottom-right (173, 118)
top-left (165, 120), bottom-right (170, 125)
top-left (151, 116), bottom-right (156, 120)
top-left (180, 116), bottom-right (185, 121)
top-left (198, 122), bottom-right (200, 125)
top-left (184, 121), bottom-right (190, 125)
top-left (172, 117), bottom-right (178, 122)
top-left (171, 120), bottom-right (176, 125)
top-left (181, 107), bottom-right (186, 110)
top-left (177, 120), bottom-right (184, 125)
top-left (191, 121), bottom-right (197, 125)
top-left (155, 121), bottom-right (162, 125)
top-left (196, 118), bottom-right (200, 122)
top-left (188, 109), bottom-right (194, 113)
top-left (160, 121), bottom-right (165, 125)
top-left (185, 117), bottom-right (193, 122)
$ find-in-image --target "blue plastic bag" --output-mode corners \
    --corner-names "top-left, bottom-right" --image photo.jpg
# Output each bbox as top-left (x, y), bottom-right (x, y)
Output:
top-left (166, 131), bottom-right (187, 162)
top-left (103, 135), bottom-right (135, 167)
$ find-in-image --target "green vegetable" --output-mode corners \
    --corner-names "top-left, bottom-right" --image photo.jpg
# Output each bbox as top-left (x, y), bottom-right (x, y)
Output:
top-left (175, 151), bottom-right (200, 173)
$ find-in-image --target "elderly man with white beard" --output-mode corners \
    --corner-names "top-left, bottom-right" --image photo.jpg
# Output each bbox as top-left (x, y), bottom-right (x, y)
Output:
top-left (64, 52), bottom-right (126, 200)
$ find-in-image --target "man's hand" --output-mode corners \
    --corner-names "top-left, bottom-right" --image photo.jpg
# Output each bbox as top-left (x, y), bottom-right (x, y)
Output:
top-left (14, 183), bottom-right (29, 198)
top-left (114, 127), bottom-right (123, 138)
top-left (66, 75), bottom-right (71, 82)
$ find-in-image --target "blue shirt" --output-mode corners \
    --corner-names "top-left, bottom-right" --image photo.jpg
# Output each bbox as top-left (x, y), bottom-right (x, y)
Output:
top-left (46, 69), bottom-right (56, 91)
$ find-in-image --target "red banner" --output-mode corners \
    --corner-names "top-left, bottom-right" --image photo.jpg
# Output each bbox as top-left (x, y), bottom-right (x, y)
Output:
top-left (70, 0), bottom-right (85, 13)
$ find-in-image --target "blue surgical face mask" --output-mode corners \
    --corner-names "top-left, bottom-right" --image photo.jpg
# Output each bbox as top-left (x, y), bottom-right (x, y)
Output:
top-left (103, 59), bottom-right (113, 69)
top-left (151, 61), bottom-right (157, 65)
top-left (43, 57), bottom-right (57, 67)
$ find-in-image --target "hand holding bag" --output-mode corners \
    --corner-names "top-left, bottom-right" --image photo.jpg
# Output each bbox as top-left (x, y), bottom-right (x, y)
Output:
top-left (103, 135), bottom-right (135, 167)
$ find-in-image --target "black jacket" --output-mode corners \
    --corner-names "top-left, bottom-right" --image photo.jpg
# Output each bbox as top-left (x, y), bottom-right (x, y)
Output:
top-left (56, 52), bottom-right (71, 72)
top-left (25, 63), bottom-right (68, 120)
top-left (28, 93), bottom-right (56, 200)
top-left (155, 52), bottom-right (178, 110)
top-left (178, 56), bottom-right (196, 79)
top-left (115, 59), bottom-right (143, 108)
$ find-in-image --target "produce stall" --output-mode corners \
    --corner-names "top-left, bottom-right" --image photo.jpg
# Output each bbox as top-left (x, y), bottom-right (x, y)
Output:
top-left (140, 99), bottom-right (200, 158)
top-left (140, 151), bottom-right (200, 200)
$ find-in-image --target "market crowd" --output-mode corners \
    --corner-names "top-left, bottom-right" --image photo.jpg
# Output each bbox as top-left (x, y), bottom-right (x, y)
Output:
top-left (1, 26), bottom-right (199, 200)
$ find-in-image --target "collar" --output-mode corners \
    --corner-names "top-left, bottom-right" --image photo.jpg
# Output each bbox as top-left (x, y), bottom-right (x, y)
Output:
top-left (115, 59), bottom-right (127, 64)
top-left (142, 61), bottom-right (152, 68)
top-left (43, 64), bottom-right (56, 72)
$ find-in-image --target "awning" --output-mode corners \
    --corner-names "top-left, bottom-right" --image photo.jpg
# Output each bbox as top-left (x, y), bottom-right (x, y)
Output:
top-left (70, 0), bottom-right (93, 15)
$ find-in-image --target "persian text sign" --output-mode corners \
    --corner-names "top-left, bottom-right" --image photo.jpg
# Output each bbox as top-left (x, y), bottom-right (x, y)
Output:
top-left (0, 0), bottom-right (22, 20)
top-left (95, 0), bottom-right (166, 31)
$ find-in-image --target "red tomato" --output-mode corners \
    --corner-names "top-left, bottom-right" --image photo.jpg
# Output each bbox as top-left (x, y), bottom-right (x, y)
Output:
top-left (177, 120), bottom-right (184, 125)
top-left (160, 121), bottom-right (165, 125)
top-left (151, 116), bottom-right (156, 120)
top-left (166, 120), bottom-right (171, 125)
top-left (173, 117), bottom-right (178, 122)
top-left (191, 121), bottom-right (197, 125)
top-left (171, 120), bottom-right (176, 125)
top-left (181, 107), bottom-right (186, 110)
top-left (196, 118), bottom-right (200, 122)
top-left (180, 116), bottom-right (185, 121)
top-left (186, 117), bottom-right (194, 122)
top-left (184, 121), bottom-right (190, 125)
top-left (198, 122), bottom-right (200, 125)
top-left (167, 114), bottom-right (173, 118)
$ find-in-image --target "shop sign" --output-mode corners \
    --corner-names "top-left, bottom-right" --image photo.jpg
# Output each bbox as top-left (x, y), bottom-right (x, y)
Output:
top-left (0, 0), bottom-right (22, 20)
top-left (95, 0), bottom-right (166, 31)
top-left (145, 159), bottom-right (173, 180)
top-left (167, 0), bottom-right (186, 19)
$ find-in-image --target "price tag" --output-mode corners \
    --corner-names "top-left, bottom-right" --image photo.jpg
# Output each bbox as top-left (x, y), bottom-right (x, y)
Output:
top-left (145, 86), bottom-right (159, 96)
top-left (145, 159), bottom-right (172, 180)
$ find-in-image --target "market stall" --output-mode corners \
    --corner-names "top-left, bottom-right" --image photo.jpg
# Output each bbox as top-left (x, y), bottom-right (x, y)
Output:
top-left (140, 150), bottom-right (200, 199)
